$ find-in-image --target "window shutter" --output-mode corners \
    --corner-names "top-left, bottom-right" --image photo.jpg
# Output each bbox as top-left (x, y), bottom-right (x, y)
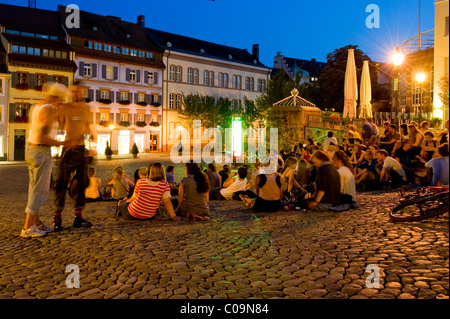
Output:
top-left (110, 91), bottom-right (115, 102)
top-left (145, 114), bottom-right (151, 123)
top-left (136, 70), bottom-right (141, 83)
top-left (47, 75), bottom-right (53, 82)
top-left (63, 77), bottom-right (69, 87)
top-left (88, 89), bottom-right (94, 102)
top-left (129, 92), bottom-right (133, 104)
top-left (126, 68), bottom-right (130, 82)
top-left (113, 66), bottom-right (118, 80)
top-left (92, 64), bottom-right (97, 78)
top-left (146, 94), bottom-right (151, 105)
top-left (96, 90), bottom-right (100, 101)
top-left (154, 72), bottom-right (158, 84)
top-left (102, 65), bottom-right (106, 79)
top-left (133, 114), bottom-right (137, 125)
top-left (9, 103), bottom-right (16, 122)
top-left (116, 91), bottom-right (120, 102)
top-left (29, 74), bottom-right (37, 89)
top-left (79, 62), bottom-right (84, 76)
top-left (144, 71), bottom-right (148, 84)
top-left (158, 115), bottom-right (161, 124)
top-left (159, 95), bottom-right (162, 105)
top-left (11, 72), bottom-right (18, 88)
top-left (134, 93), bottom-right (138, 104)
top-left (96, 112), bottom-right (100, 124)
top-left (116, 113), bottom-right (120, 124)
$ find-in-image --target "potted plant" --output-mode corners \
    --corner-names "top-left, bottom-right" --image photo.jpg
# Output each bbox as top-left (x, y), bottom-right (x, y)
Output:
top-left (105, 141), bottom-right (113, 160)
top-left (136, 121), bottom-right (147, 127)
top-left (119, 121), bottom-right (130, 127)
top-left (149, 121), bottom-right (160, 127)
top-left (131, 142), bottom-right (139, 159)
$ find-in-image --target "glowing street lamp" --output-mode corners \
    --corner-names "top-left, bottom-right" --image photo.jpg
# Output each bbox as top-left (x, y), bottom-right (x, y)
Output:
top-left (416, 73), bottom-right (426, 122)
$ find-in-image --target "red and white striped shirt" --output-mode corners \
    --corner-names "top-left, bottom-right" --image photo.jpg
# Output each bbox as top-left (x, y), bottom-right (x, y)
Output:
top-left (128, 179), bottom-right (170, 219)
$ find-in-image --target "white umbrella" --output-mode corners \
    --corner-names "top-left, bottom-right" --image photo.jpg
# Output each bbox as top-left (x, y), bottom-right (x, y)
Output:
top-left (359, 60), bottom-right (372, 118)
top-left (343, 49), bottom-right (358, 118)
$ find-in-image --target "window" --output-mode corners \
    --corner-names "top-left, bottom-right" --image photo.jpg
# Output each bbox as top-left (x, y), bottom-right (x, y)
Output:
top-left (104, 44), bottom-right (112, 52)
top-left (129, 70), bottom-right (136, 82)
top-left (120, 113), bottom-right (128, 122)
top-left (169, 93), bottom-right (175, 110)
top-left (120, 91), bottom-right (129, 102)
top-left (218, 73), bottom-right (223, 87)
top-left (137, 113), bottom-right (145, 122)
top-left (412, 84), bottom-right (422, 110)
top-left (100, 90), bottom-right (110, 100)
top-left (122, 47), bottom-right (129, 55)
top-left (233, 75), bottom-right (242, 89)
top-left (130, 49), bottom-right (137, 57)
top-left (16, 103), bottom-right (29, 121)
top-left (94, 42), bottom-right (102, 50)
top-left (36, 74), bottom-right (46, 88)
top-left (18, 73), bottom-right (28, 85)
top-left (203, 70), bottom-right (209, 85)
top-left (176, 94), bottom-right (182, 110)
top-left (176, 66), bottom-right (182, 82)
top-left (138, 93), bottom-right (146, 103)
top-left (209, 71), bottom-right (214, 86)
top-left (84, 63), bottom-right (92, 77)
top-left (85, 41), bottom-right (93, 49)
top-left (152, 94), bottom-right (159, 103)
top-left (187, 68), bottom-right (193, 84)
top-left (245, 77), bottom-right (250, 90)
top-left (257, 79), bottom-right (266, 92)
top-left (170, 65), bottom-right (175, 81)
top-left (113, 46), bottom-right (120, 54)
top-left (445, 16), bottom-right (449, 37)
top-left (223, 73), bottom-right (228, 88)
top-left (53, 76), bottom-right (64, 84)
top-left (100, 112), bottom-right (109, 122)
top-left (193, 68), bottom-right (199, 84)
top-left (147, 72), bottom-right (154, 84)
top-left (106, 66), bottom-right (114, 80)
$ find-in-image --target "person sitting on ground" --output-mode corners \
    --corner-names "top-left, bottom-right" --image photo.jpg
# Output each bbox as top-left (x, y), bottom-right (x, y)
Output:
top-left (367, 118), bottom-right (379, 146)
top-left (392, 123), bottom-right (409, 156)
top-left (361, 118), bottom-right (375, 146)
top-left (393, 139), bottom-right (417, 184)
top-left (368, 145), bottom-right (379, 157)
top-left (305, 150), bottom-right (341, 211)
top-left (85, 167), bottom-right (102, 202)
top-left (341, 138), bottom-right (353, 157)
top-left (425, 143), bottom-right (449, 186)
top-left (166, 165), bottom-right (179, 196)
top-left (295, 147), bottom-right (312, 189)
top-left (211, 167), bottom-right (248, 200)
top-left (117, 163), bottom-right (181, 221)
top-left (235, 158), bottom-right (265, 199)
top-left (419, 120), bottom-right (431, 135)
top-left (218, 164), bottom-right (230, 187)
top-left (377, 121), bottom-right (391, 145)
top-left (107, 167), bottom-right (134, 200)
top-left (177, 163), bottom-right (210, 221)
top-left (376, 150), bottom-right (408, 189)
top-left (422, 131), bottom-right (439, 160)
top-left (408, 123), bottom-right (424, 152)
top-left (347, 124), bottom-right (363, 141)
top-left (355, 150), bottom-right (379, 188)
top-left (379, 124), bottom-right (400, 155)
top-left (350, 144), bottom-right (365, 166)
top-left (332, 150), bottom-right (357, 203)
top-left (438, 119), bottom-right (449, 145)
top-left (239, 170), bottom-right (284, 213)
top-left (205, 163), bottom-right (221, 192)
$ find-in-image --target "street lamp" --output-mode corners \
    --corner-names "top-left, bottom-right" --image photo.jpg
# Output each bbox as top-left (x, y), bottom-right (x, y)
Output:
top-left (416, 73), bottom-right (426, 123)
top-left (391, 47), bottom-right (404, 125)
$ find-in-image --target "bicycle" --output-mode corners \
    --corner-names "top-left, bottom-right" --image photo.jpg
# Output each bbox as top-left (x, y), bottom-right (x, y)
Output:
top-left (389, 186), bottom-right (449, 222)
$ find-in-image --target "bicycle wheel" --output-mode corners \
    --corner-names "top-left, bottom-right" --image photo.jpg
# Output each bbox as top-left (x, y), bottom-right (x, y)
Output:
top-left (390, 192), bottom-right (449, 222)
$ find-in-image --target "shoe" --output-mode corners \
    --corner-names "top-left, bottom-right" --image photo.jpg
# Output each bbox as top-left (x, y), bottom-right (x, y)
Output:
top-left (20, 225), bottom-right (46, 238)
top-left (53, 214), bottom-right (63, 232)
top-left (36, 222), bottom-right (54, 234)
top-left (73, 215), bottom-right (92, 228)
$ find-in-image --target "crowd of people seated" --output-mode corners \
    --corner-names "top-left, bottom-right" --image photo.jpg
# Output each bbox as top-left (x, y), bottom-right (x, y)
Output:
top-left (83, 118), bottom-right (448, 220)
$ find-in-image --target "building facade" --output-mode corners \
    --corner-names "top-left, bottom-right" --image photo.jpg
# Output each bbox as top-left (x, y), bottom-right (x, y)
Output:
top-left (434, 0), bottom-right (449, 122)
top-left (0, 42), bottom-right (8, 161)
top-left (0, 4), bottom-right (77, 161)
top-left (59, 8), bottom-right (165, 155)
top-left (272, 51), bottom-right (327, 84)
top-left (144, 27), bottom-right (272, 152)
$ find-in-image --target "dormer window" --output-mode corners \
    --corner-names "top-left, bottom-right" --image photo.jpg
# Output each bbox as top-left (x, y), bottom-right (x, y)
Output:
top-left (167, 42), bottom-right (172, 48)
top-left (93, 26), bottom-right (98, 31)
top-left (228, 55), bottom-right (232, 59)
top-left (200, 48), bottom-right (205, 54)
top-left (126, 34), bottom-right (131, 38)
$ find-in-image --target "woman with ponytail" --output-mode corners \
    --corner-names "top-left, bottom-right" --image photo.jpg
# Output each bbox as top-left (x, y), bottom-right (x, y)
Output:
top-left (332, 150), bottom-right (357, 202)
top-left (177, 163), bottom-right (210, 221)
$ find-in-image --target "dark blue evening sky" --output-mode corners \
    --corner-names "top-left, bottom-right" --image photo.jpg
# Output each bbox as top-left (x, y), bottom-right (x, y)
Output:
top-left (1, 0), bottom-right (435, 66)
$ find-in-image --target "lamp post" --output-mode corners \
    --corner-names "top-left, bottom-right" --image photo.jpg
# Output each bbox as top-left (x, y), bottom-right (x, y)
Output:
top-left (416, 73), bottom-right (426, 123)
top-left (392, 47), bottom-right (404, 125)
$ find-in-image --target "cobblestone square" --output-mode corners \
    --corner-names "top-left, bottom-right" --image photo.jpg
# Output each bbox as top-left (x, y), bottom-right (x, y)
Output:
top-left (0, 155), bottom-right (448, 300)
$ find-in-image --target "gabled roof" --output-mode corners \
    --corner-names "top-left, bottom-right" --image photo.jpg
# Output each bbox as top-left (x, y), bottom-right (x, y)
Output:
top-left (58, 5), bottom-right (163, 53)
top-left (2, 33), bottom-right (72, 51)
top-left (0, 3), bottom-right (64, 37)
top-left (282, 57), bottom-right (327, 78)
top-left (145, 28), bottom-right (270, 69)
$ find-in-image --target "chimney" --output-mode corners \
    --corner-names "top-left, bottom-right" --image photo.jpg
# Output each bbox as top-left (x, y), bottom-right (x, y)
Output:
top-left (137, 15), bottom-right (145, 28)
top-left (252, 44), bottom-right (259, 61)
top-left (311, 58), bottom-right (316, 62)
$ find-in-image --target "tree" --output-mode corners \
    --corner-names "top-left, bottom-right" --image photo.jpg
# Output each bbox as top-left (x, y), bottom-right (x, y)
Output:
top-left (318, 45), bottom-right (382, 112)
top-left (438, 77), bottom-right (449, 111)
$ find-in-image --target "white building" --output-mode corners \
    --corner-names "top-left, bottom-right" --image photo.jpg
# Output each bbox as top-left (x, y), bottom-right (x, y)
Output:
top-left (59, 7), bottom-right (165, 155)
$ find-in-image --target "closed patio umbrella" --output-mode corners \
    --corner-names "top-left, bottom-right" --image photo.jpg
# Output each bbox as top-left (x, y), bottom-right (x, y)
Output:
top-left (359, 60), bottom-right (372, 118)
top-left (343, 49), bottom-right (358, 119)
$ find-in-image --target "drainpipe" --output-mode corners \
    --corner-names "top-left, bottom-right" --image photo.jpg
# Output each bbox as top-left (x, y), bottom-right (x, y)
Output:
top-left (165, 50), bottom-right (170, 152)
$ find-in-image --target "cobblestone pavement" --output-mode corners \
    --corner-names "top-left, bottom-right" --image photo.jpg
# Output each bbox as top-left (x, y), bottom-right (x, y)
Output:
top-left (0, 155), bottom-right (448, 300)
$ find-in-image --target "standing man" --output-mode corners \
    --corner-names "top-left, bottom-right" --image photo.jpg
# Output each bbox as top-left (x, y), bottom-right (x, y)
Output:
top-left (21, 83), bottom-right (71, 237)
top-left (53, 81), bottom-right (96, 231)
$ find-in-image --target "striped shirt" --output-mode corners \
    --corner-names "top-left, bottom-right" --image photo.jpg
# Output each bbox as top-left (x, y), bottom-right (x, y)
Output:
top-left (128, 179), bottom-right (171, 219)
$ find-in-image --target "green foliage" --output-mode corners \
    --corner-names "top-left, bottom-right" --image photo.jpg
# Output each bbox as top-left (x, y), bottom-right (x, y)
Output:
top-left (104, 141), bottom-right (113, 156)
top-left (438, 77), bottom-right (449, 110)
top-left (131, 142), bottom-right (139, 155)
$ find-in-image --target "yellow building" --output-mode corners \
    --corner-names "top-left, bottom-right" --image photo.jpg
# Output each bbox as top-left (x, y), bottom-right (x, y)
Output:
top-left (0, 4), bottom-right (77, 161)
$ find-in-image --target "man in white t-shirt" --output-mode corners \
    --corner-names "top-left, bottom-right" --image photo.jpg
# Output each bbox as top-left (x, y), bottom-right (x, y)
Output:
top-left (219, 167), bottom-right (248, 200)
top-left (323, 131), bottom-right (338, 151)
top-left (376, 149), bottom-right (407, 188)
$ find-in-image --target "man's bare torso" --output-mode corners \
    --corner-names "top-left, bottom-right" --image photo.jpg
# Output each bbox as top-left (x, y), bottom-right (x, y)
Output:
top-left (61, 102), bottom-right (91, 146)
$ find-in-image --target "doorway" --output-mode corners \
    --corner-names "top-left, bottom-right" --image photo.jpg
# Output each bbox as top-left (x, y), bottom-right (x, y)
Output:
top-left (14, 129), bottom-right (26, 161)
top-left (150, 134), bottom-right (159, 152)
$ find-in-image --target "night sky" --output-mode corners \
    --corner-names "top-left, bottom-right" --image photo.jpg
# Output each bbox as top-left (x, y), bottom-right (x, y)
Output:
top-left (0, 0), bottom-right (435, 65)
